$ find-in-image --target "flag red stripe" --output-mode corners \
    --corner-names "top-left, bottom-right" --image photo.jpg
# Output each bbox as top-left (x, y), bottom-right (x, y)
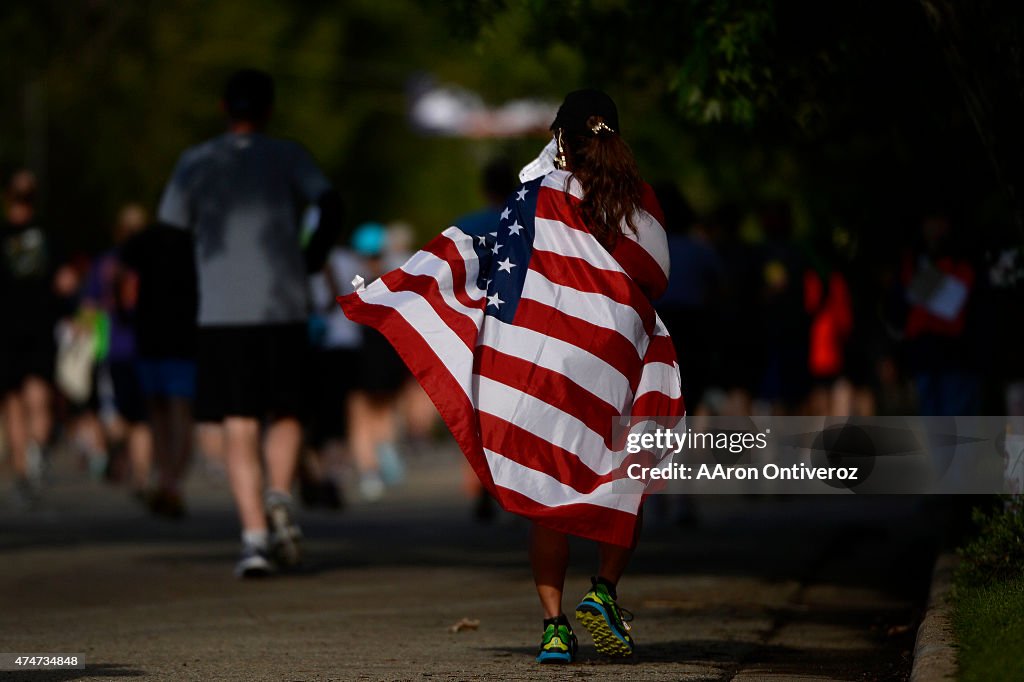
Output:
top-left (646, 335), bottom-right (677, 365)
top-left (535, 183), bottom-right (586, 230)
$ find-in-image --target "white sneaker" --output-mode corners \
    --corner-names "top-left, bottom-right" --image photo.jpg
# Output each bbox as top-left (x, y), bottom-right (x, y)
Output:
top-left (234, 543), bottom-right (273, 578)
top-left (359, 474), bottom-right (385, 502)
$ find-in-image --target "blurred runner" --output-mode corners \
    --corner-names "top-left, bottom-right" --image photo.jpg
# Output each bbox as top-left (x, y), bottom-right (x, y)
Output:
top-left (1, 170), bottom-right (76, 507)
top-left (346, 222), bottom-right (408, 502)
top-left (896, 209), bottom-right (982, 416)
top-left (120, 219), bottom-right (198, 519)
top-left (302, 228), bottom-right (360, 511)
top-left (80, 204), bottom-right (152, 496)
top-left (755, 201), bottom-right (813, 414)
top-left (156, 69), bottom-right (343, 576)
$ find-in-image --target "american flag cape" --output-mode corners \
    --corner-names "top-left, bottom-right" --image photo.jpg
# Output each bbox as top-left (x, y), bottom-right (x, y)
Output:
top-left (338, 170), bottom-right (685, 546)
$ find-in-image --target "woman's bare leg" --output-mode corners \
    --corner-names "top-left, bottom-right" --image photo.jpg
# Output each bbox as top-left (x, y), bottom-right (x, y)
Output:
top-left (596, 542), bottom-right (634, 587)
top-left (530, 523), bottom-right (569, 619)
top-left (597, 508), bottom-right (642, 588)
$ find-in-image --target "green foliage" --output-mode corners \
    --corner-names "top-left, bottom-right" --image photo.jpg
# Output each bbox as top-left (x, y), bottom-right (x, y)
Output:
top-left (674, 0), bottom-right (774, 125)
top-left (2, 0), bottom-right (1019, 251)
top-left (434, 0), bottom-right (507, 40)
top-left (953, 576), bottom-right (1024, 682)
top-left (956, 498), bottom-right (1024, 588)
top-left (954, 496), bottom-right (1024, 680)
top-left (0, 0), bottom-right (578, 250)
top-left (446, 0), bottom-right (785, 127)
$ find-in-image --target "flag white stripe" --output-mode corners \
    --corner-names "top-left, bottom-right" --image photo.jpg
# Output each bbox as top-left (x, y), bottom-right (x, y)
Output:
top-left (637, 362), bottom-right (683, 400)
top-left (533, 216), bottom-right (626, 274)
top-left (484, 448), bottom-right (643, 512)
top-left (541, 170), bottom-right (583, 199)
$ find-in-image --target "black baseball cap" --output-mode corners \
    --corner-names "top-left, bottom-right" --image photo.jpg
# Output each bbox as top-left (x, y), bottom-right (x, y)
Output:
top-left (550, 89), bottom-right (620, 135)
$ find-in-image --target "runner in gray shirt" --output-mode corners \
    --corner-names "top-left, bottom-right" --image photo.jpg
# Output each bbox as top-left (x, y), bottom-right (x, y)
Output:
top-left (158, 131), bottom-right (331, 325)
top-left (157, 69), bottom-right (343, 577)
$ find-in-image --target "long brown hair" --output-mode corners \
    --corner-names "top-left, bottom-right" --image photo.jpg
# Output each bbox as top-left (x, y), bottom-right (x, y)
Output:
top-left (560, 115), bottom-right (644, 250)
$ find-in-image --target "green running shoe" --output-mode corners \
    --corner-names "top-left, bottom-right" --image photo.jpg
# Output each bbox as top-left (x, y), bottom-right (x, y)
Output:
top-left (574, 577), bottom-right (635, 657)
top-left (536, 620), bottom-right (578, 664)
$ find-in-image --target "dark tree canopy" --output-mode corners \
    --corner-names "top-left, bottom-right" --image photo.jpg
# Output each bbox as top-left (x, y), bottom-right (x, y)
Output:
top-left (2, 0), bottom-right (1022, 250)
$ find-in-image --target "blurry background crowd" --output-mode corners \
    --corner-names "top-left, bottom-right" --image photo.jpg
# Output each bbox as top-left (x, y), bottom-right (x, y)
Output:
top-left (1, 1), bottom-right (1023, 512)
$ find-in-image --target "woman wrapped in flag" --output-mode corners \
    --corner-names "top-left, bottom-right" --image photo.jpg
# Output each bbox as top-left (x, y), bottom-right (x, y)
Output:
top-left (338, 89), bottom-right (684, 663)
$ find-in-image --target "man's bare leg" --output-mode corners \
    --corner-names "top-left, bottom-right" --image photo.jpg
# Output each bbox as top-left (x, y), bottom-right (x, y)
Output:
top-left (23, 377), bottom-right (51, 446)
top-left (3, 392), bottom-right (28, 481)
top-left (263, 416), bottom-right (303, 567)
top-left (264, 416), bottom-right (301, 495)
top-left (223, 416), bottom-right (265, 532)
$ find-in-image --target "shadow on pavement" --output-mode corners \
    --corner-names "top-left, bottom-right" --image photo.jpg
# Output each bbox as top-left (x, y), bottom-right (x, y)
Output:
top-left (486, 638), bottom-right (911, 680)
top-left (6, 663), bottom-right (145, 681)
top-left (2, 490), bottom-right (940, 598)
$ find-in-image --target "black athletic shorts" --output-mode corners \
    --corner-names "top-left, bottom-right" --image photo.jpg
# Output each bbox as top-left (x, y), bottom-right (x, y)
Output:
top-left (108, 360), bottom-right (147, 423)
top-left (354, 328), bottom-right (409, 396)
top-left (195, 323), bottom-right (308, 421)
top-left (304, 347), bottom-right (358, 445)
top-left (0, 322), bottom-right (55, 394)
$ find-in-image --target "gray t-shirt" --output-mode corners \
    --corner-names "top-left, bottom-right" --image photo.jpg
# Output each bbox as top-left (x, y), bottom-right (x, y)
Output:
top-left (157, 132), bottom-right (331, 326)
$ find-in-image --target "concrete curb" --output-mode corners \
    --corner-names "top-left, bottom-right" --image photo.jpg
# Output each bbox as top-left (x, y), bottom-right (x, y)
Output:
top-left (910, 552), bottom-right (959, 682)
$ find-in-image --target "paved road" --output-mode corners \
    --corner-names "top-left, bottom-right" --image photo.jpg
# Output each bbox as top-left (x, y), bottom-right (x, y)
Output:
top-left (0, 446), bottom-right (937, 681)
